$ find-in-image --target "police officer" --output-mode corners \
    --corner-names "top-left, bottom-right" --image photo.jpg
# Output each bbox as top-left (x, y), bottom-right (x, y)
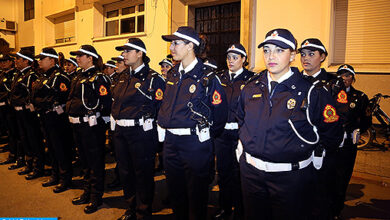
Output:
top-left (213, 43), bottom-right (254, 220)
top-left (9, 48), bottom-right (44, 176)
top-left (112, 38), bottom-right (165, 220)
top-left (158, 57), bottom-right (173, 79)
top-left (67, 45), bottom-right (112, 214)
top-left (31, 47), bottom-right (73, 191)
top-left (64, 57), bottom-right (78, 79)
top-left (332, 64), bottom-right (371, 219)
top-left (112, 54), bottom-right (128, 82)
top-left (237, 28), bottom-right (343, 219)
top-left (298, 38), bottom-right (348, 219)
top-left (158, 26), bottom-right (228, 220)
top-left (0, 55), bottom-right (19, 165)
top-left (103, 60), bottom-right (117, 81)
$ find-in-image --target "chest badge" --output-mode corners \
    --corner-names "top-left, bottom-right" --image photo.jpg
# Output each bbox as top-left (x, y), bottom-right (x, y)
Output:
top-left (135, 82), bottom-right (141, 89)
top-left (337, 90), bottom-right (348, 103)
top-left (287, 98), bottom-right (296, 109)
top-left (43, 79), bottom-right (48, 85)
top-left (189, 84), bottom-right (196, 93)
top-left (323, 104), bottom-right (339, 123)
top-left (240, 84), bottom-right (245, 90)
top-left (350, 102), bottom-right (356, 108)
top-left (59, 83), bottom-right (68, 92)
top-left (80, 79), bottom-right (86, 84)
top-left (3, 78), bottom-right (7, 82)
top-left (99, 85), bottom-right (108, 96)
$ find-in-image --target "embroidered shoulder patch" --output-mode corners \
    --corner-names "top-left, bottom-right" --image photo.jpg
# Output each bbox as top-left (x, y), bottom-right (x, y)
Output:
top-left (323, 104), bottom-right (339, 123)
top-left (212, 90), bottom-right (222, 105)
top-left (337, 90), bottom-right (348, 103)
top-left (155, 88), bottom-right (163, 100)
top-left (99, 85), bottom-right (108, 96)
top-left (59, 83), bottom-right (67, 92)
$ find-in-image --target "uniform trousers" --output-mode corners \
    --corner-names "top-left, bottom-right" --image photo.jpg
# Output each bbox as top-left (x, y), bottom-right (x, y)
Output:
top-left (164, 131), bottom-right (212, 220)
top-left (3, 106), bottom-right (19, 160)
top-left (24, 109), bottom-right (44, 172)
top-left (14, 109), bottom-right (31, 167)
top-left (240, 154), bottom-right (315, 220)
top-left (43, 111), bottom-right (73, 184)
top-left (332, 140), bottom-right (357, 217)
top-left (72, 119), bottom-right (106, 201)
top-left (113, 125), bottom-right (157, 219)
top-left (214, 129), bottom-right (243, 217)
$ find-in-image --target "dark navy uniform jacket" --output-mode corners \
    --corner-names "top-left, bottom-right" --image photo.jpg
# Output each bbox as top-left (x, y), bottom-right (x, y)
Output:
top-left (111, 64), bottom-right (165, 120)
top-left (31, 66), bottom-right (71, 113)
top-left (345, 86), bottom-right (371, 134)
top-left (10, 66), bottom-right (38, 107)
top-left (237, 68), bottom-right (343, 163)
top-left (158, 58), bottom-right (228, 137)
top-left (219, 68), bottom-right (254, 123)
top-left (66, 66), bottom-right (112, 117)
top-left (0, 68), bottom-right (17, 103)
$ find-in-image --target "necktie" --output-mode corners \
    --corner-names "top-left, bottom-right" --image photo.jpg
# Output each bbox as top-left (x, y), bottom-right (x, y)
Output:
top-left (230, 73), bottom-right (236, 81)
top-left (270, 81), bottom-right (278, 93)
top-left (304, 75), bottom-right (314, 82)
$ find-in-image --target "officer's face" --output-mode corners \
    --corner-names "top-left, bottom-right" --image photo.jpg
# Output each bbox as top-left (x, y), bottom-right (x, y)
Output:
top-left (300, 49), bottom-right (325, 75)
top-left (76, 54), bottom-right (93, 70)
top-left (64, 61), bottom-right (77, 73)
top-left (160, 63), bottom-right (172, 76)
top-left (104, 66), bottom-right (115, 75)
top-left (38, 57), bottom-right (53, 71)
top-left (122, 49), bottom-right (142, 66)
top-left (263, 44), bottom-right (295, 76)
top-left (169, 40), bottom-right (190, 61)
top-left (226, 52), bottom-right (245, 72)
top-left (15, 57), bottom-right (28, 70)
top-left (341, 73), bottom-right (354, 88)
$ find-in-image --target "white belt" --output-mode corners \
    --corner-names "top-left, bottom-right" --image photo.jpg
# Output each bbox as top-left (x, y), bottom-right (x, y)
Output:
top-left (245, 152), bottom-right (313, 172)
top-left (46, 104), bottom-right (65, 113)
top-left (0, 102), bottom-right (6, 106)
top-left (116, 118), bottom-right (146, 127)
top-left (167, 128), bottom-right (193, 135)
top-left (14, 106), bottom-right (23, 111)
top-left (69, 112), bottom-right (100, 124)
top-left (224, 122), bottom-right (238, 130)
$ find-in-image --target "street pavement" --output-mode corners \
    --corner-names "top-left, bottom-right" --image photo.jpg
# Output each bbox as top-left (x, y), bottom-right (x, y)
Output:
top-left (0, 142), bottom-right (390, 220)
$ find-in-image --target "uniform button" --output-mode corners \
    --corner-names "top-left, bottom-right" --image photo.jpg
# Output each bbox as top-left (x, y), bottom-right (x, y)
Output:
top-left (291, 85), bottom-right (296, 89)
top-left (300, 144), bottom-right (304, 147)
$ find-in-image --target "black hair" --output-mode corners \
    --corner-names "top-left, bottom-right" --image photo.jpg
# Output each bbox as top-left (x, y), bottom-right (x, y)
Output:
top-left (182, 38), bottom-right (207, 58)
top-left (91, 54), bottom-right (103, 72)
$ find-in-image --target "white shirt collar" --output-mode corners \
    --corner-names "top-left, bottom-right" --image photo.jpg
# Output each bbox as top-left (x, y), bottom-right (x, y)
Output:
top-left (303, 69), bottom-right (321, 78)
top-left (229, 68), bottom-right (244, 79)
top-left (131, 63), bottom-right (145, 74)
top-left (179, 58), bottom-right (198, 74)
top-left (267, 68), bottom-right (294, 93)
top-left (82, 65), bottom-right (95, 72)
top-left (346, 87), bottom-right (350, 92)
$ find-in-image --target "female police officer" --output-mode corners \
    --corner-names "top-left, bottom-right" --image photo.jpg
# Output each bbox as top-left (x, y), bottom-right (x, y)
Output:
top-left (111, 38), bottom-right (165, 220)
top-left (332, 64), bottom-right (371, 219)
top-left (236, 28), bottom-right (343, 219)
top-left (66, 45), bottom-right (111, 214)
top-left (158, 26), bottom-right (228, 220)
top-left (214, 43), bottom-right (254, 220)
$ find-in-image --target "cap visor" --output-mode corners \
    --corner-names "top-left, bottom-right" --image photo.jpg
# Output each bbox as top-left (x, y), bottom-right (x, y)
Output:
top-left (298, 46), bottom-right (321, 52)
top-left (162, 35), bottom-right (182, 42)
top-left (226, 50), bottom-right (245, 56)
top-left (70, 51), bottom-right (84, 56)
top-left (258, 40), bottom-right (291, 49)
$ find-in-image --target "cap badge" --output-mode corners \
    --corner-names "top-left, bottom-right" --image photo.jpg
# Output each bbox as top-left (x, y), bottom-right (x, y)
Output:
top-left (304, 40), bottom-right (310, 46)
top-left (231, 45), bottom-right (236, 49)
top-left (271, 31), bottom-right (279, 37)
top-left (343, 65), bottom-right (348, 69)
top-left (189, 84), bottom-right (196, 93)
top-left (287, 98), bottom-right (296, 109)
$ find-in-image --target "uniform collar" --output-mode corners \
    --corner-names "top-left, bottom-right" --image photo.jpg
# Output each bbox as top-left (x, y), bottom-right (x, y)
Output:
top-left (267, 68), bottom-right (294, 91)
top-left (265, 68), bottom-right (301, 93)
top-left (82, 65), bottom-right (95, 72)
top-left (229, 67), bottom-right (244, 79)
top-left (20, 66), bottom-right (31, 73)
top-left (131, 63), bottom-right (145, 74)
top-left (179, 58), bottom-right (198, 74)
top-left (303, 69), bottom-right (321, 78)
top-left (44, 66), bottom-right (57, 77)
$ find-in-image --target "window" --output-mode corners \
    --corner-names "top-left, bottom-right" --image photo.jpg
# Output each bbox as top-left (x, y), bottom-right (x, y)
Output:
top-left (24, 0), bottom-right (34, 21)
top-left (332, 0), bottom-right (390, 65)
top-left (54, 13), bottom-right (75, 44)
top-left (104, 0), bottom-right (145, 37)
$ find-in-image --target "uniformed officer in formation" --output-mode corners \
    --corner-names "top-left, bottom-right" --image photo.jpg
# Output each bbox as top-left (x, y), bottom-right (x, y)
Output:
top-left (112, 37), bottom-right (165, 220)
top-left (67, 45), bottom-right (112, 214)
top-left (332, 64), bottom-right (371, 219)
top-left (32, 47), bottom-right (73, 192)
top-left (103, 60), bottom-right (117, 81)
top-left (236, 28), bottom-right (343, 219)
top-left (158, 26), bottom-right (228, 220)
top-left (298, 38), bottom-right (349, 219)
top-left (213, 43), bottom-right (254, 220)
top-left (64, 57), bottom-right (78, 79)
top-left (158, 57), bottom-right (173, 79)
top-left (0, 54), bottom-right (19, 166)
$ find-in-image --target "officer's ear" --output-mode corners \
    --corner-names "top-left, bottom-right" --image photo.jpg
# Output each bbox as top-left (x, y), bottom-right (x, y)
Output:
top-left (289, 50), bottom-right (296, 62)
top-left (320, 53), bottom-right (326, 63)
top-left (187, 42), bottom-right (194, 51)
